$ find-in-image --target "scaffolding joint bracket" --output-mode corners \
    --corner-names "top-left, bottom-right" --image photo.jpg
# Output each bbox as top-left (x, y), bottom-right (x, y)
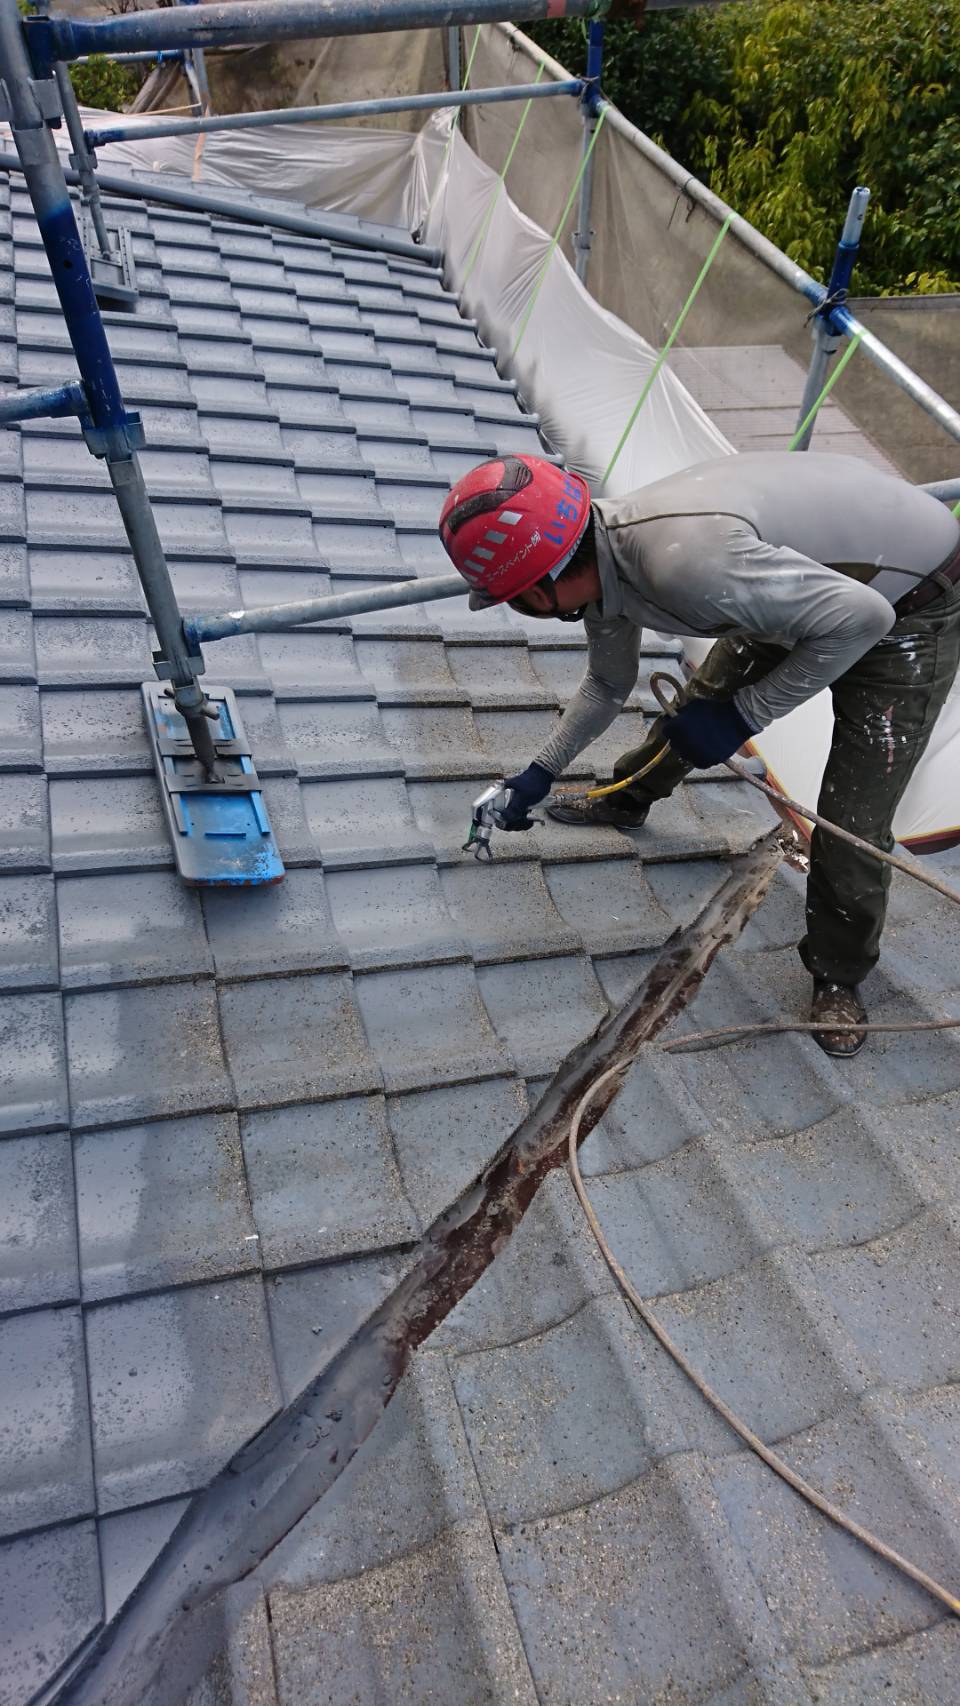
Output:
top-left (79, 407), bottom-right (146, 460)
top-left (21, 14), bottom-right (63, 80)
top-left (0, 71), bottom-right (61, 126)
top-left (580, 76), bottom-right (603, 118)
top-left (152, 639), bottom-right (206, 682)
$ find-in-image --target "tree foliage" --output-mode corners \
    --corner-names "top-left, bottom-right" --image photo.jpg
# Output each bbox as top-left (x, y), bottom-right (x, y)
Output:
top-left (68, 55), bottom-right (142, 112)
top-left (531, 0), bottom-right (960, 294)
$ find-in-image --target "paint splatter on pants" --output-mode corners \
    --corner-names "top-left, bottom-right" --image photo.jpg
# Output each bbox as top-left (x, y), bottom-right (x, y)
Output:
top-left (611, 584), bottom-right (960, 986)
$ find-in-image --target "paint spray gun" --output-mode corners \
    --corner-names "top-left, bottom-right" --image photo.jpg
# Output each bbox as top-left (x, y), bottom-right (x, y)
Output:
top-left (462, 781), bottom-right (542, 860)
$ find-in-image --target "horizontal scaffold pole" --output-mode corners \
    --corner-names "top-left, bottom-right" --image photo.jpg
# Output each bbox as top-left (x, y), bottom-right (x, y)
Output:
top-left (0, 149), bottom-right (439, 264)
top-left (85, 76), bottom-right (583, 149)
top-left (184, 573), bottom-right (467, 648)
top-left (0, 381), bottom-right (86, 423)
top-left (74, 49), bottom-right (182, 64)
top-left (27, 0), bottom-right (610, 67)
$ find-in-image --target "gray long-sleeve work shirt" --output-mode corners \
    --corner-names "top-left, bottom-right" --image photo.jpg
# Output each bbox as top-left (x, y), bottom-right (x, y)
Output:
top-left (534, 450), bottom-right (960, 779)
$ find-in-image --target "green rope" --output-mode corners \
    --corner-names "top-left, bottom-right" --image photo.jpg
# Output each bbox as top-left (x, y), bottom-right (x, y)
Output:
top-left (601, 213), bottom-right (733, 490)
top-left (425, 26), bottom-right (482, 220)
top-left (952, 495), bottom-right (960, 518)
top-left (509, 104), bottom-right (608, 362)
top-left (787, 332), bottom-right (864, 450)
top-left (460, 60), bottom-right (546, 289)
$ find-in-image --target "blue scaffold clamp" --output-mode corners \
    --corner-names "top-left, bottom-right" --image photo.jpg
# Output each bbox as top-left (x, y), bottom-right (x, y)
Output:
top-left (143, 682), bottom-right (284, 887)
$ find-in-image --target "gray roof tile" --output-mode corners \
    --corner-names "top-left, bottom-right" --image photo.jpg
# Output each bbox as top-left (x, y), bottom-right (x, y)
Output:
top-left (0, 872), bottom-right (57, 993)
top-left (75, 1112), bottom-right (259, 1301)
top-left (33, 614), bottom-right (151, 688)
top-left (713, 1397), bottom-right (960, 1668)
top-left (354, 961), bottom-right (512, 1094)
top-left (726, 1107), bottom-right (924, 1252)
top-left (201, 866), bottom-right (345, 980)
top-left (300, 773), bottom-right (433, 868)
top-left (0, 1132), bottom-right (77, 1316)
top-left (276, 694), bottom-right (399, 779)
top-left (325, 859), bottom-right (464, 970)
top-left (49, 773), bottom-right (171, 873)
top-left (652, 1248), bottom-right (872, 1438)
top-left (810, 1208), bottom-right (960, 1389)
top-left (543, 856), bottom-right (673, 955)
top-left (806, 1621), bottom-right (960, 1704)
top-left (0, 771), bottom-right (50, 873)
top-left (0, 609), bottom-right (35, 682)
top-left (0, 1305), bottom-right (94, 1537)
top-left (57, 871), bottom-right (209, 991)
top-left (219, 970), bottom-right (379, 1108)
top-left (452, 1293), bottom-right (655, 1527)
top-left (241, 1094), bottom-right (419, 1269)
top-left (0, 541), bottom-right (28, 603)
top-left (64, 980), bottom-right (232, 1129)
top-left (41, 688), bottom-right (152, 776)
top-left (249, 774), bottom-right (318, 867)
top-left (440, 859), bottom-right (581, 964)
top-left (269, 1517), bottom-right (540, 1706)
top-left (496, 1455), bottom-right (797, 1706)
top-left (475, 955), bottom-right (610, 1079)
top-left (584, 1141), bottom-right (774, 1295)
top-left (0, 989), bottom-right (67, 1135)
top-left (0, 1521), bottom-right (102, 1706)
top-left (86, 1273), bottom-right (279, 1513)
top-left (28, 545), bottom-right (142, 614)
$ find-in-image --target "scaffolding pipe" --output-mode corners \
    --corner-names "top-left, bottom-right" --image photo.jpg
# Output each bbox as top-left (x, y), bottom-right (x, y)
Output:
top-left (53, 59), bottom-right (113, 257)
top-left (593, 102), bottom-right (960, 450)
top-left (0, 148), bottom-right (440, 263)
top-left (27, 0), bottom-right (610, 66)
top-left (180, 0), bottom-right (212, 114)
top-left (0, 0), bottom-right (217, 768)
top-left (73, 49), bottom-right (182, 64)
top-left (448, 24), bottom-right (461, 90)
top-left (84, 77), bottom-right (582, 148)
top-left (573, 19), bottom-right (603, 283)
top-left (184, 573), bottom-right (466, 648)
top-left (0, 381), bottom-right (86, 422)
top-left (181, 462), bottom-right (960, 650)
top-left (793, 187), bottom-right (869, 452)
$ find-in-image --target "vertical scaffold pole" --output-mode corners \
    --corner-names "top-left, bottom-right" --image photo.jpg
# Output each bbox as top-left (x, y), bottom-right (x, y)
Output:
top-left (573, 19), bottom-right (603, 284)
top-left (180, 0), bottom-right (211, 113)
top-left (0, 0), bottom-right (217, 769)
top-left (448, 25), bottom-right (461, 89)
top-left (52, 59), bottom-right (113, 256)
top-left (794, 185), bottom-right (870, 452)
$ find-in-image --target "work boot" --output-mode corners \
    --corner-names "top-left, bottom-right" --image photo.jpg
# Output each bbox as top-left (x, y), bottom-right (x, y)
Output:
top-left (810, 978), bottom-right (868, 1058)
top-left (546, 791), bottom-right (649, 830)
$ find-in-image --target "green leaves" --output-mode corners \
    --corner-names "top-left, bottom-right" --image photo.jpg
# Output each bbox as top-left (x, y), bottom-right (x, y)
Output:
top-left (68, 54), bottom-right (142, 112)
top-left (532, 0), bottom-right (960, 295)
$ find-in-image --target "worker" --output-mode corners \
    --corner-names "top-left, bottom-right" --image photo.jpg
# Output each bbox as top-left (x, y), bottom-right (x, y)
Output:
top-left (438, 451), bottom-right (960, 1058)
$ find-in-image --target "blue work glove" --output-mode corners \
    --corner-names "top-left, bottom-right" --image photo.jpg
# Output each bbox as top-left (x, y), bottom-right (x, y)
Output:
top-left (500, 762), bottom-right (554, 830)
top-left (665, 699), bottom-right (756, 768)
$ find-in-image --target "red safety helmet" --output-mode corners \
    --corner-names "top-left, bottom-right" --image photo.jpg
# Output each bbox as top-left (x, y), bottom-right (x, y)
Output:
top-left (438, 454), bottom-right (591, 605)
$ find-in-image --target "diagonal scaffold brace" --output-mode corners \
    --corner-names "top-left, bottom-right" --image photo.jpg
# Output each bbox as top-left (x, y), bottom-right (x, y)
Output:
top-left (0, 0), bottom-right (284, 884)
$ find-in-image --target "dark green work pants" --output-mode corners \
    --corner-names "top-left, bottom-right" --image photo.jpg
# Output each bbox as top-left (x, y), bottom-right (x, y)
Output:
top-left (613, 584), bottom-right (960, 987)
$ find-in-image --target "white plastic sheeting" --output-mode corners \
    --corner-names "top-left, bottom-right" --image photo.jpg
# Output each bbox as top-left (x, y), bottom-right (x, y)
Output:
top-left (418, 118), bottom-right (731, 489)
